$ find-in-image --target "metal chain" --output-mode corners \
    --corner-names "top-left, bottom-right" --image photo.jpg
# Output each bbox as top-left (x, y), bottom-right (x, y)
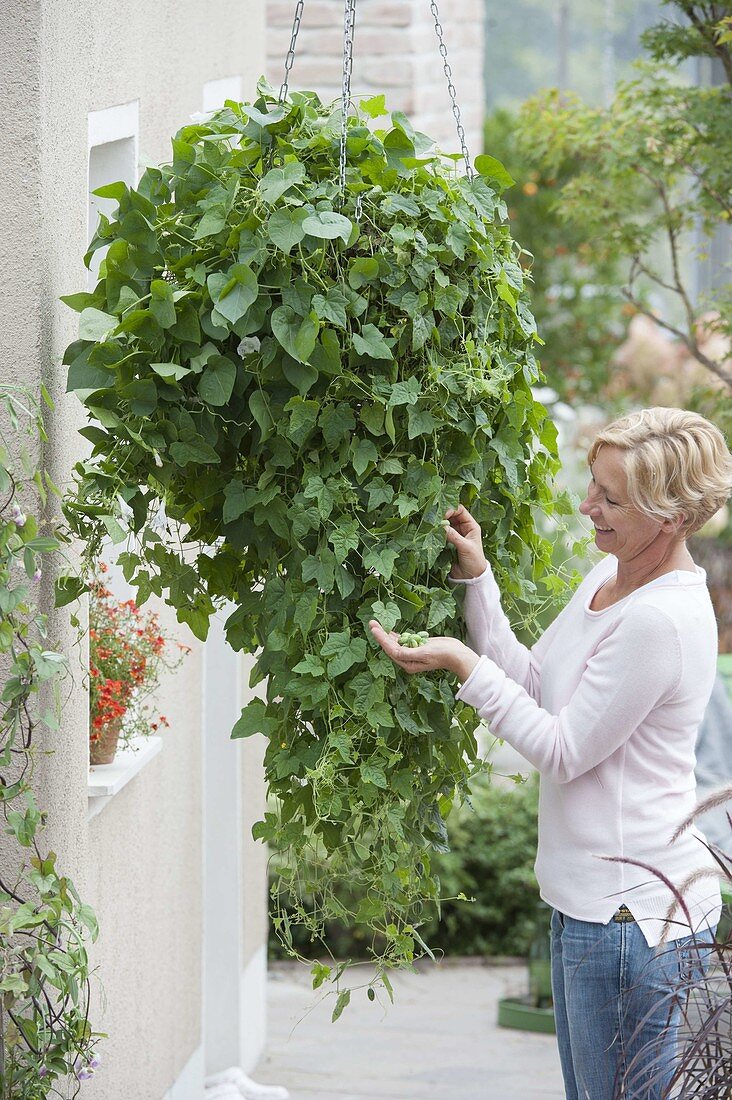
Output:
top-left (279, 0), bottom-right (305, 104)
top-left (339, 0), bottom-right (357, 200)
top-left (429, 0), bottom-right (474, 179)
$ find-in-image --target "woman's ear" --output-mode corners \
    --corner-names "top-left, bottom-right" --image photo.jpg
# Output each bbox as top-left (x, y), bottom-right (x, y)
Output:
top-left (661, 513), bottom-right (686, 535)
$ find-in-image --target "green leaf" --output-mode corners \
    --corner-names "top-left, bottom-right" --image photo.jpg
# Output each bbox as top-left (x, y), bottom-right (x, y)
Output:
top-left (267, 207), bottom-right (308, 253)
top-left (351, 438), bottom-right (378, 476)
top-left (319, 402), bottom-right (356, 449)
top-left (259, 160), bottom-right (306, 203)
top-left (208, 265), bottom-right (259, 325)
top-left (231, 698), bottom-right (276, 738)
top-left (369, 598), bottom-right (400, 632)
top-left (474, 154), bottom-right (515, 191)
top-left (426, 590), bottom-right (457, 630)
top-left (407, 405), bottom-right (438, 439)
top-left (79, 308), bottom-right (117, 342)
top-left (198, 356), bottom-right (237, 405)
top-left (25, 536), bottom-right (59, 552)
top-left (292, 653), bottom-right (325, 676)
top-left (194, 205), bottom-right (227, 239)
top-left (348, 257), bottom-right (380, 289)
top-left (411, 311), bottom-right (433, 351)
top-left (249, 390), bottom-right (275, 440)
top-left (360, 93), bottom-right (387, 118)
top-left (271, 305), bottom-right (318, 363)
top-left (151, 361), bottom-right (191, 381)
top-left (328, 522), bottom-right (359, 563)
top-left (312, 287), bottom-right (349, 329)
top-left (388, 377), bottom-right (421, 407)
top-left (169, 439), bottom-right (220, 465)
top-left (60, 291), bottom-right (100, 313)
top-left (149, 280), bottom-right (177, 327)
top-left (54, 575), bottom-right (87, 608)
top-left (332, 988), bottom-right (351, 1022)
top-left (285, 396), bottom-right (320, 447)
top-left (384, 127), bottom-right (415, 173)
top-left (360, 763), bottom-right (388, 788)
top-left (302, 211), bottom-right (353, 243)
top-left (92, 179), bottom-right (128, 201)
top-left (353, 324), bottom-right (393, 360)
top-left (362, 546), bottom-right (399, 580)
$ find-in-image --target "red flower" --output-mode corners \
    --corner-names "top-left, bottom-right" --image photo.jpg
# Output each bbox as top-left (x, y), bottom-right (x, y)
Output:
top-left (88, 566), bottom-right (188, 748)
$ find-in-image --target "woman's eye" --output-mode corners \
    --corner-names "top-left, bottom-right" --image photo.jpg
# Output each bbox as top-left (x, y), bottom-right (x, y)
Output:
top-left (607, 499), bottom-right (618, 507)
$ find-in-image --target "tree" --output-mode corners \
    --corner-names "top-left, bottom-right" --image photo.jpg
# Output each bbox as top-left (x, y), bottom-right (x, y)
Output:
top-left (482, 107), bottom-right (631, 405)
top-left (517, 0), bottom-right (732, 397)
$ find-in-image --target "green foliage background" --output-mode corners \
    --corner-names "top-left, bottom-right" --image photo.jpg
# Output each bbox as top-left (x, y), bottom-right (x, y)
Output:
top-left (482, 109), bottom-right (630, 407)
top-left (61, 80), bottom-right (573, 994)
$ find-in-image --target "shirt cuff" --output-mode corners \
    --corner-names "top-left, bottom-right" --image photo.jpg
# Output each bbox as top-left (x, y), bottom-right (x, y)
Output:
top-left (446, 562), bottom-right (491, 587)
top-left (455, 652), bottom-right (494, 700)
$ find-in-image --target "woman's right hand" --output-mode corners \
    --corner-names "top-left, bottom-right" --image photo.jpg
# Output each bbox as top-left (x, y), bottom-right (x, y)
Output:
top-left (444, 505), bottom-right (489, 581)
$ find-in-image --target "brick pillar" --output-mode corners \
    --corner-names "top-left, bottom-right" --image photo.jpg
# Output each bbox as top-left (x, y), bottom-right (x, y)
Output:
top-left (266, 0), bottom-right (485, 164)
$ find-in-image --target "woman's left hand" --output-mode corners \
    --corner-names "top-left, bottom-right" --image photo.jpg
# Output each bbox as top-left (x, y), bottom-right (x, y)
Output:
top-left (368, 620), bottom-right (480, 683)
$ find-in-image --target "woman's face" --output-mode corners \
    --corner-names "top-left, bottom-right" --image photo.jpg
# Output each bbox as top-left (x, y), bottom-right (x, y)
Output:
top-left (579, 445), bottom-right (672, 560)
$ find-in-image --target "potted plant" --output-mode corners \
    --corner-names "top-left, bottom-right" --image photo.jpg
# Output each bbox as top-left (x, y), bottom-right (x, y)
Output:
top-left (89, 563), bottom-right (190, 764)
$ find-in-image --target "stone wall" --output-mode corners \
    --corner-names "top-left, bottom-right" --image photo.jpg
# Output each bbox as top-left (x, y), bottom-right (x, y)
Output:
top-left (266, 0), bottom-right (485, 162)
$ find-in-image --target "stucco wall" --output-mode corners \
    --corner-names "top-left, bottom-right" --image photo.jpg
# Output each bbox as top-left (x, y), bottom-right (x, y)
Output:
top-left (0, 2), bottom-right (267, 1097)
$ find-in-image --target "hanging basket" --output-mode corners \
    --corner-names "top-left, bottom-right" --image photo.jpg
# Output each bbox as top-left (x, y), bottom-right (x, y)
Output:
top-left (89, 716), bottom-right (124, 766)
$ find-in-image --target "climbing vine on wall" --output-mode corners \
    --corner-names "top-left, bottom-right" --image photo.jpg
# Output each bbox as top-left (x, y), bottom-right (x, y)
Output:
top-left (0, 388), bottom-right (102, 1096)
top-left (61, 79), bottom-right (574, 1007)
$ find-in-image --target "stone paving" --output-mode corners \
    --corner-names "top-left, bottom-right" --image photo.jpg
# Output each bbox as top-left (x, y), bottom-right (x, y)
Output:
top-left (254, 959), bottom-right (565, 1100)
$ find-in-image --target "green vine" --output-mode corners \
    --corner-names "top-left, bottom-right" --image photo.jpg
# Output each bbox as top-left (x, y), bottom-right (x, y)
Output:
top-left (0, 388), bottom-right (103, 1096)
top-left (61, 79), bottom-right (576, 1011)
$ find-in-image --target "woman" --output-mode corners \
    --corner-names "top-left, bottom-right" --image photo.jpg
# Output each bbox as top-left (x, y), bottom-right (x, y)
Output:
top-left (369, 407), bottom-right (732, 1099)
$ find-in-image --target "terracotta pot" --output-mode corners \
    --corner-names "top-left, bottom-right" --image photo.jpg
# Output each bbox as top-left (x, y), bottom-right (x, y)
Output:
top-left (89, 716), bottom-right (123, 765)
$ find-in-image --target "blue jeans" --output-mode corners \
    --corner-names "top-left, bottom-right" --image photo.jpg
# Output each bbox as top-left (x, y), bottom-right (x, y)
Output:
top-left (550, 907), bottom-right (718, 1099)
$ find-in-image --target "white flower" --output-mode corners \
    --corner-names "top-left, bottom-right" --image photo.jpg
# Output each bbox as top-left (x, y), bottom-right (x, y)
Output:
top-left (153, 450), bottom-right (164, 468)
top-left (116, 494), bottom-right (135, 525)
top-left (10, 502), bottom-right (26, 527)
top-left (149, 501), bottom-right (168, 535)
top-left (237, 336), bottom-right (261, 358)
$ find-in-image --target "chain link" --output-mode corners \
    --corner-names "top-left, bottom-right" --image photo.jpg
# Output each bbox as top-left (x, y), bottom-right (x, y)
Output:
top-left (429, 0), bottom-right (474, 179)
top-left (339, 0), bottom-right (357, 200)
top-left (279, 0), bottom-right (305, 105)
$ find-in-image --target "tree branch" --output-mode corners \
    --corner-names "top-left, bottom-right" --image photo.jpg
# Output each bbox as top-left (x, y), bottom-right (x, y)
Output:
top-left (686, 4), bottom-right (732, 85)
top-left (620, 287), bottom-right (732, 389)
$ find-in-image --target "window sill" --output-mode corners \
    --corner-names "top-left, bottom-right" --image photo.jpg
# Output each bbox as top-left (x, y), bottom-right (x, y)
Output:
top-left (87, 736), bottom-right (163, 820)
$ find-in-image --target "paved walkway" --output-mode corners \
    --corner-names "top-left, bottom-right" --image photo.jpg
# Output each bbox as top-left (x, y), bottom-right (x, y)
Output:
top-left (254, 959), bottom-right (565, 1100)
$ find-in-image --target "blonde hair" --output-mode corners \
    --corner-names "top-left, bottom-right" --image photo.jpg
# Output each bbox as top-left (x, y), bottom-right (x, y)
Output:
top-left (587, 407), bottom-right (732, 537)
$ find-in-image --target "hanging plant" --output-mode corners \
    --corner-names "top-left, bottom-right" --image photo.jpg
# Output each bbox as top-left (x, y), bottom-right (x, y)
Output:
top-left (61, 78), bottom-right (570, 1002)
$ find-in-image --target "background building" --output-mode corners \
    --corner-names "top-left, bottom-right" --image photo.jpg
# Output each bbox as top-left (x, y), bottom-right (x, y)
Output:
top-left (1, 4), bottom-right (269, 1098)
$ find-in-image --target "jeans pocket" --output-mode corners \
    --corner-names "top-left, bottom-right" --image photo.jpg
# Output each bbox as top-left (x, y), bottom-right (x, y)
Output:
top-left (674, 932), bottom-right (717, 985)
top-left (551, 907), bottom-right (565, 932)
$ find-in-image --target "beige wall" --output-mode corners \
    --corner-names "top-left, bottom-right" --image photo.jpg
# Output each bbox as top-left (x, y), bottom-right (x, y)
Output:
top-left (267, 0), bottom-right (485, 162)
top-left (0, 2), bottom-right (267, 1097)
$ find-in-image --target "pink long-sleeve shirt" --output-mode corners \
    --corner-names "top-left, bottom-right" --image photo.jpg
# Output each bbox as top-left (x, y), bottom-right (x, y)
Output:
top-left (448, 552), bottom-right (723, 946)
